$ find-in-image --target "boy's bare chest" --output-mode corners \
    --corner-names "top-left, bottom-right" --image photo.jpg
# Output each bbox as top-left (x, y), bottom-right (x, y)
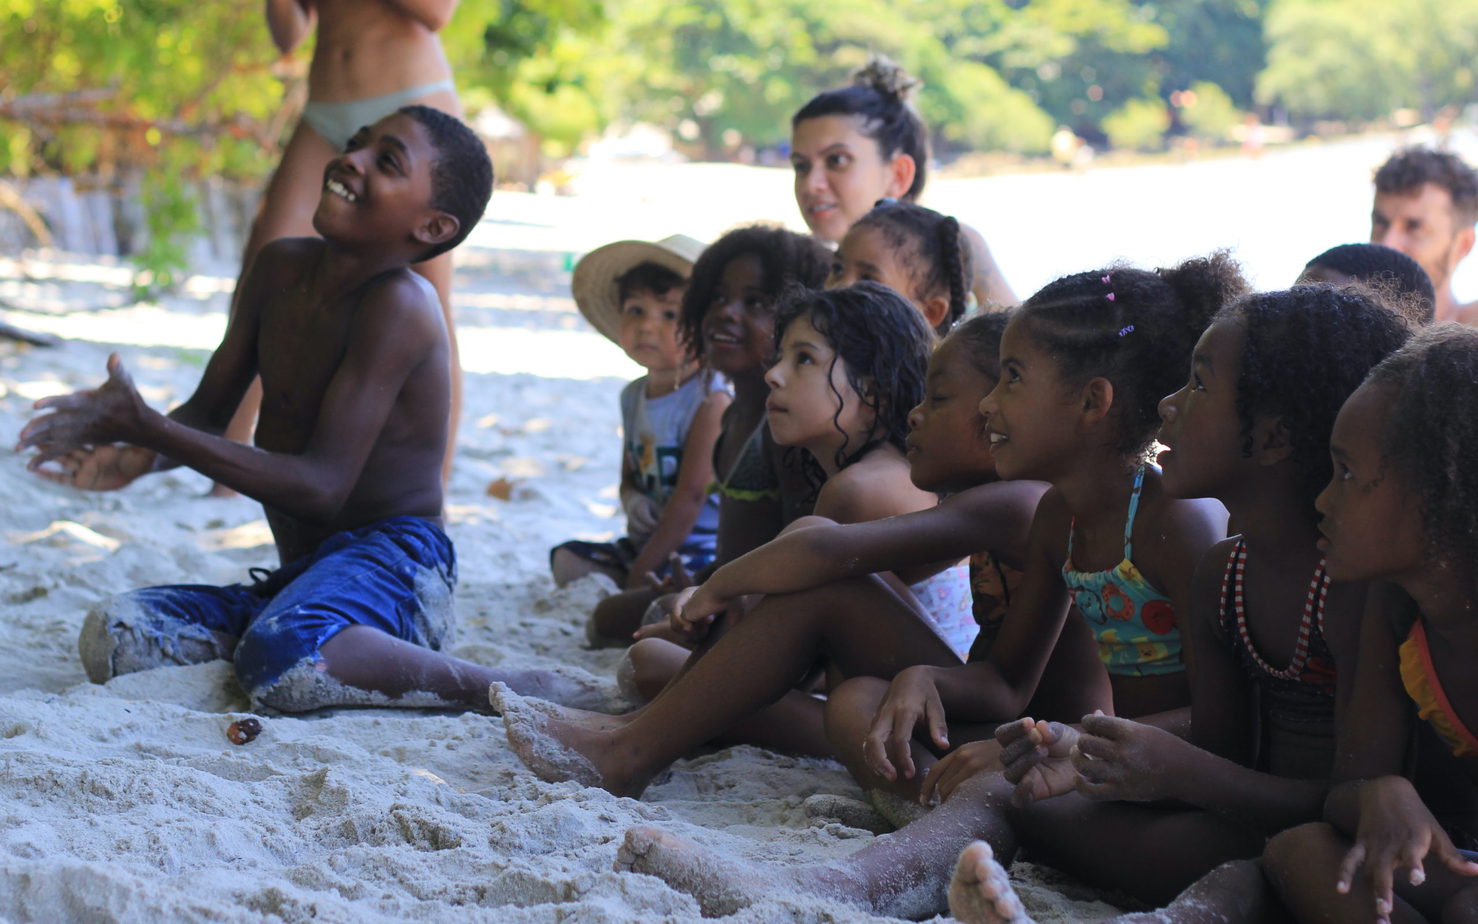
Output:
top-left (256, 293), bottom-right (355, 426)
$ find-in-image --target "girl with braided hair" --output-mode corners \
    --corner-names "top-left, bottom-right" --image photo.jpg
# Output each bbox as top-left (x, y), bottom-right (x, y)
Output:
top-left (829, 199), bottom-right (972, 336)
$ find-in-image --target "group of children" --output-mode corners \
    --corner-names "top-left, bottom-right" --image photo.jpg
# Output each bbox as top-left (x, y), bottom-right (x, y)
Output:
top-left (16, 95), bottom-right (1478, 924)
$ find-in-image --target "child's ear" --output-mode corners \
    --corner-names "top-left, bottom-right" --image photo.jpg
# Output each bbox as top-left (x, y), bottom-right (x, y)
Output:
top-left (920, 294), bottom-right (951, 331)
top-left (1079, 376), bottom-right (1115, 427)
top-left (413, 211), bottom-right (460, 250)
top-left (1252, 416), bottom-right (1294, 465)
top-left (885, 153), bottom-right (917, 199)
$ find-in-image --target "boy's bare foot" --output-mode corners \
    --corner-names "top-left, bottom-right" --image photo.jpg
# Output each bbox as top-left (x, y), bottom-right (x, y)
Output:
top-left (486, 682), bottom-right (632, 732)
top-left (493, 682), bottom-right (641, 793)
top-left (615, 825), bottom-right (794, 917)
top-left (949, 842), bottom-right (1035, 924)
top-left (494, 666), bottom-right (615, 712)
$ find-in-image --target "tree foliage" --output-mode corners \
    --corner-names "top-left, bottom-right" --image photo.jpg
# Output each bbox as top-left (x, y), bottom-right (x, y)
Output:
top-left (1258, 0), bottom-right (1478, 123)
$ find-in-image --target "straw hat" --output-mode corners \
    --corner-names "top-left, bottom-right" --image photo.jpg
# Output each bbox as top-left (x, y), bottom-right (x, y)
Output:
top-left (572, 234), bottom-right (707, 343)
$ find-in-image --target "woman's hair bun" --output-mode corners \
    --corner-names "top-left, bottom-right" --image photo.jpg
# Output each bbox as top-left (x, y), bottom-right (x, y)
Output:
top-left (853, 56), bottom-right (921, 103)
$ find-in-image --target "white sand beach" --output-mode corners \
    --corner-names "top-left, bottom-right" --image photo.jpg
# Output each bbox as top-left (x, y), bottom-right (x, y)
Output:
top-left (1, 133), bottom-right (1474, 923)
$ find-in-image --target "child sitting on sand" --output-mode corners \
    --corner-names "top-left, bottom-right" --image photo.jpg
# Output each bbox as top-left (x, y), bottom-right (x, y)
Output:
top-left (550, 235), bottom-right (730, 592)
top-left (495, 286), bottom-right (1015, 789)
top-left (18, 107), bottom-right (594, 714)
top-left (827, 199), bottom-right (975, 335)
top-left (1262, 327), bottom-right (1478, 924)
top-left (584, 224), bottom-right (830, 645)
top-left (619, 283), bottom-right (977, 716)
top-left (825, 257), bottom-right (1239, 809)
top-left (941, 285), bottom-right (1410, 924)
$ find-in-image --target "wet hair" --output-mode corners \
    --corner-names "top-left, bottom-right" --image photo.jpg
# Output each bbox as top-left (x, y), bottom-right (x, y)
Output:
top-left (944, 309), bottom-right (1012, 384)
top-left (1018, 253), bottom-right (1248, 457)
top-left (397, 105), bottom-right (494, 260)
top-left (792, 57), bottom-right (929, 202)
top-left (1374, 146), bottom-right (1478, 227)
top-left (1224, 286), bottom-right (1411, 514)
top-left (1366, 325), bottom-right (1478, 595)
top-left (617, 261), bottom-right (686, 302)
top-left (772, 281), bottom-right (934, 479)
top-left (678, 224), bottom-right (831, 359)
top-left (1303, 243), bottom-right (1435, 323)
top-left (852, 201), bottom-right (972, 335)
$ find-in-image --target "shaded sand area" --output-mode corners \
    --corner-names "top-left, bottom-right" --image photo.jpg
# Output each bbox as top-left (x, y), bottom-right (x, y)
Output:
top-left (2, 133), bottom-right (1475, 922)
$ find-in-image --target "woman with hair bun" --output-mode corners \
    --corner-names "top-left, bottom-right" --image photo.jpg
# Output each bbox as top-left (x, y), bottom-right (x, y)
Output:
top-left (790, 58), bottom-right (1017, 309)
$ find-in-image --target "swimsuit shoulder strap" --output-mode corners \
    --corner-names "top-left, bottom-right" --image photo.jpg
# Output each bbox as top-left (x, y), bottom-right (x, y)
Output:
top-left (716, 414), bottom-right (770, 489)
top-left (1219, 536), bottom-right (1247, 636)
top-left (1122, 463), bottom-right (1147, 559)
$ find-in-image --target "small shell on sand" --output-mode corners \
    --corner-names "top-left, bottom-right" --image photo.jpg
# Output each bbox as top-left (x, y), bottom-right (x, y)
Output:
top-left (226, 717), bottom-right (262, 745)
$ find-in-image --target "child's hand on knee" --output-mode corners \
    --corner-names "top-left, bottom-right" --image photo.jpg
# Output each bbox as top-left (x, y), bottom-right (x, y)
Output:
top-left (864, 666), bottom-right (946, 783)
top-left (1338, 776), bottom-right (1478, 924)
top-left (920, 739), bottom-right (1004, 805)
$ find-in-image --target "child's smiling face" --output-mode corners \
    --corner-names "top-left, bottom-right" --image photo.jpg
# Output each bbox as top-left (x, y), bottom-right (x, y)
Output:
top-left (1157, 319), bottom-right (1249, 500)
top-left (905, 337), bottom-right (998, 493)
top-left (617, 286), bottom-right (687, 373)
top-left (1315, 381), bottom-right (1425, 583)
top-left (763, 316), bottom-right (871, 465)
top-left (701, 254), bottom-right (775, 377)
top-left (978, 317), bottom-right (1082, 482)
top-left (314, 113), bottom-right (446, 254)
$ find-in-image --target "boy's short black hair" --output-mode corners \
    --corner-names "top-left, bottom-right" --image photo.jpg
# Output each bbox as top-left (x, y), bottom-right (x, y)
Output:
top-left (1374, 146), bottom-right (1478, 227)
top-left (617, 261), bottom-right (686, 302)
top-left (1304, 243), bottom-right (1436, 323)
top-left (397, 105), bottom-right (494, 261)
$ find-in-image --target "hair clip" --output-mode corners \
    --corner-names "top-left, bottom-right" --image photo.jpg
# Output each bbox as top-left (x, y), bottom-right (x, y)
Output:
top-left (1106, 293), bottom-right (1116, 302)
top-left (1101, 275), bottom-right (1112, 285)
top-left (1118, 324), bottom-right (1135, 337)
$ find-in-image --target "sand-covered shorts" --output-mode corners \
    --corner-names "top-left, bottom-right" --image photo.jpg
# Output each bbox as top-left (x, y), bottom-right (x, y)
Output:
top-left (80, 516), bottom-right (456, 706)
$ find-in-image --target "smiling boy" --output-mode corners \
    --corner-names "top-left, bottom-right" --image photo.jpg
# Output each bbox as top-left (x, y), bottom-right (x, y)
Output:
top-left (11, 107), bottom-right (585, 713)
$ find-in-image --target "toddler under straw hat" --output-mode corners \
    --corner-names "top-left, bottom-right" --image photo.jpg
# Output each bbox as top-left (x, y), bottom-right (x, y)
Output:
top-left (572, 234), bottom-right (707, 342)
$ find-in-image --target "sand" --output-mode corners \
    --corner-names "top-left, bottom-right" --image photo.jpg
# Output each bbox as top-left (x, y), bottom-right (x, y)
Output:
top-left (0, 237), bottom-right (1123, 922)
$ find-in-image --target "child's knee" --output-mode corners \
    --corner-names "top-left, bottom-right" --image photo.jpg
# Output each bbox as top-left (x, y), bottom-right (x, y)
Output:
top-left (78, 592), bottom-right (234, 684)
top-left (618, 638), bottom-right (686, 702)
top-left (1262, 822), bottom-right (1339, 891)
top-left (824, 677), bottom-right (889, 736)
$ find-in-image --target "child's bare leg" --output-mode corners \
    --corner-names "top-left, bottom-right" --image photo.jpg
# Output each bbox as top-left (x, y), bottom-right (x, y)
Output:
top-left (1259, 821), bottom-right (1454, 922)
top-left (260, 625), bottom-right (607, 713)
top-left (1112, 860), bottom-right (1286, 924)
top-left (498, 575), bottom-right (959, 796)
top-left (550, 548), bottom-right (624, 588)
top-left (825, 675), bottom-right (939, 800)
top-left (950, 841), bottom-right (1034, 924)
top-left (620, 636), bottom-right (832, 755)
top-left (587, 586), bottom-right (662, 646)
top-left (1014, 793), bottom-right (1265, 907)
top-left (614, 767), bottom-right (1020, 918)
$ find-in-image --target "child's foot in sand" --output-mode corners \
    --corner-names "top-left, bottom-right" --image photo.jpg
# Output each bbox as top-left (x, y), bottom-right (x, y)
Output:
top-left (615, 825), bottom-right (811, 916)
top-left (487, 682), bottom-right (633, 732)
top-left (949, 842), bottom-right (1035, 924)
top-left (494, 667), bottom-right (613, 712)
top-left (493, 682), bottom-right (643, 794)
